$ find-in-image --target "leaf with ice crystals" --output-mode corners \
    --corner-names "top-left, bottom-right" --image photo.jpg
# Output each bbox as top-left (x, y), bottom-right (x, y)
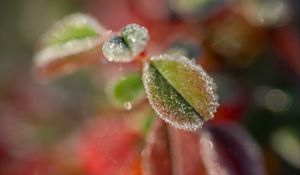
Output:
top-left (102, 36), bottom-right (132, 62)
top-left (121, 23), bottom-right (149, 56)
top-left (102, 24), bottom-right (149, 62)
top-left (143, 54), bottom-right (218, 131)
top-left (151, 54), bottom-right (219, 121)
top-left (143, 63), bottom-right (201, 131)
top-left (33, 13), bottom-right (106, 82)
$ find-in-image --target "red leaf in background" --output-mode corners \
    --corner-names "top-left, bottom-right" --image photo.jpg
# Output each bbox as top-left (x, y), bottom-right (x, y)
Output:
top-left (142, 119), bottom-right (172, 175)
top-left (77, 116), bottom-right (142, 175)
top-left (167, 125), bottom-right (206, 175)
top-left (272, 27), bottom-right (300, 75)
top-left (143, 119), bottom-right (266, 175)
top-left (4, 153), bottom-right (59, 175)
top-left (142, 119), bottom-right (206, 175)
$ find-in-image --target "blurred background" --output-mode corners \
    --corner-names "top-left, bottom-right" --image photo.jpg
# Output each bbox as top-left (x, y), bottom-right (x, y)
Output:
top-left (0, 0), bottom-right (299, 174)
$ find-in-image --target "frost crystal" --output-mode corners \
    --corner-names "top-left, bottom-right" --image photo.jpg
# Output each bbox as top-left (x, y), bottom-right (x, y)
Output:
top-left (121, 23), bottom-right (149, 56)
top-left (102, 36), bottom-right (132, 62)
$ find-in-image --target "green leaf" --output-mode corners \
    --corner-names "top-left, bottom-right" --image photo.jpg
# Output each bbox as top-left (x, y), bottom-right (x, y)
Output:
top-left (112, 72), bottom-right (145, 105)
top-left (143, 54), bottom-right (218, 131)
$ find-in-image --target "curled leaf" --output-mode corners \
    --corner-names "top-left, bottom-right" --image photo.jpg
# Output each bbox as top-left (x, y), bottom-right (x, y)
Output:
top-left (33, 13), bottom-right (107, 81)
top-left (143, 54), bottom-right (218, 131)
top-left (102, 23), bottom-right (149, 62)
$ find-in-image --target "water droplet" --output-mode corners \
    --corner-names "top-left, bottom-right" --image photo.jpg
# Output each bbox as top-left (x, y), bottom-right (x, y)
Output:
top-left (123, 101), bottom-right (133, 110)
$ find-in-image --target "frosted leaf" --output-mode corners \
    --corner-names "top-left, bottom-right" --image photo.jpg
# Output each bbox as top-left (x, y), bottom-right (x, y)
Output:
top-left (40, 13), bottom-right (103, 47)
top-left (33, 13), bottom-right (106, 81)
top-left (102, 24), bottom-right (149, 63)
top-left (143, 60), bottom-right (203, 131)
top-left (150, 54), bottom-right (219, 121)
top-left (102, 36), bottom-right (132, 62)
top-left (121, 23), bottom-right (149, 56)
top-left (35, 13), bottom-right (104, 68)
